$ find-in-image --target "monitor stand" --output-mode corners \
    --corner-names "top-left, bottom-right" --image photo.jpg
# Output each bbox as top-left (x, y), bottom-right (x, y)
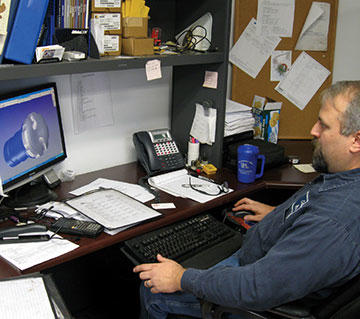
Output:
top-left (3, 178), bottom-right (58, 208)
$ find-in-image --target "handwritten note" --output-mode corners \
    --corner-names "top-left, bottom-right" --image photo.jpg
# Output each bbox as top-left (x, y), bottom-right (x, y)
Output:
top-left (257, 0), bottom-right (295, 37)
top-left (203, 71), bottom-right (218, 89)
top-left (275, 52), bottom-right (330, 110)
top-left (229, 18), bottom-right (281, 79)
top-left (146, 59), bottom-right (162, 81)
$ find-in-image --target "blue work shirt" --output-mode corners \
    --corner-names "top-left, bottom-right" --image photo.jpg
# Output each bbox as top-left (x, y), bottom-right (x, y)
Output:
top-left (181, 168), bottom-right (360, 311)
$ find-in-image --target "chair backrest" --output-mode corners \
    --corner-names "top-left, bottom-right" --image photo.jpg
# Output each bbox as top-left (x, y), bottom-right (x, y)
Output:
top-left (312, 273), bottom-right (360, 318)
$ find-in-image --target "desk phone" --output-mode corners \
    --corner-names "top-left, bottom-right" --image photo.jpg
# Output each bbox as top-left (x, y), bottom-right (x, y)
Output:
top-left (133, 129), bottom-right (185, 176)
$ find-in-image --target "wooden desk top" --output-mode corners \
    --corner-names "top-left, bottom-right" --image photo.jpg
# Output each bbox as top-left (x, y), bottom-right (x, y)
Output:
top-left (0, 140), bottom-right (318, 278)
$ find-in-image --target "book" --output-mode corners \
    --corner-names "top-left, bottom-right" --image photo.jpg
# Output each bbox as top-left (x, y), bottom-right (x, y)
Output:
top-left (0, 0), bottom-right (19, 64)
top-left (4, 0), bottom-right (50, 64)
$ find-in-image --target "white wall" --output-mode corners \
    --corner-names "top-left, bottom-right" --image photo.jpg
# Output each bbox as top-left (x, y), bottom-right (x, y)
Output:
top-left (25, 67), bottom-right (171, 177)
top-left (332, 0), bottom-right (360, 82)
top-left (53, 67), bottom-right (172, 176)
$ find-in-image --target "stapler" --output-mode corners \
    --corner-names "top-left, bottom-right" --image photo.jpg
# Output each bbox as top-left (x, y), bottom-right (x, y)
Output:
top-left (0, 224), bottom-right (49, 244)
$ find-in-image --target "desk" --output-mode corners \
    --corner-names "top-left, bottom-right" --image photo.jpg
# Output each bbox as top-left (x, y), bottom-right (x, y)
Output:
top-left (0, 140), bottom-right (317, 279)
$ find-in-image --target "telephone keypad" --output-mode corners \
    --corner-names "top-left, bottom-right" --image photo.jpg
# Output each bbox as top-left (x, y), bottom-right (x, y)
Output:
top-left (154, 141), bottom-right (179, 156)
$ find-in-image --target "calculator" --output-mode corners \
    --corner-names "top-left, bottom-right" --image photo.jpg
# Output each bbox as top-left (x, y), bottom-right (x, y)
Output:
top-left (50, 218), bottom-right (104, 238)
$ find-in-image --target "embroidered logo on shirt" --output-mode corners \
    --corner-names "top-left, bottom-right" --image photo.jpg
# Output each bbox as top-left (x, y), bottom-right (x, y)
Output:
top-left (286, 191), bottom-right (309, 219)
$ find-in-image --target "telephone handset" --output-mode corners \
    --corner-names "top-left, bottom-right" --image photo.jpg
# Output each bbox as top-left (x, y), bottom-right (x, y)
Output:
top-left (133, 129), bottom-right (185, 176)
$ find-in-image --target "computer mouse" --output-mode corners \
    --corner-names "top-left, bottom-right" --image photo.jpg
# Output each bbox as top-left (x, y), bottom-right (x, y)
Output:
top-left (233, 210), bottom-right (254, 218)
top-left (233, 210), bottom-right (257, 226)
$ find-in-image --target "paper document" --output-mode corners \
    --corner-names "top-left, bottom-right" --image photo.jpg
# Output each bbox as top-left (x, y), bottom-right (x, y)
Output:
top-left (66, 188), bottom-right (161, 229)
top-left (146, 59), bottom-right (162, 81)
top-left (256, 0), bottom-right (295, 37)
top-left (0, 232), bottom-right (78, 271)
top-left (148, 169), bottom-right (232, 203)
top-left (0, 277), bottom-right (56, 319)
top-left (294, 164), bottom-right (316, 173)
top-left (71, 73), bottom-right (114, 134)
top-left (190, 103), bottom-right (217, 145)
top-left (295, 2), bottom-right (330, 51)
top-left (69, 177), bottom-right (155, 202)
top-left (229, 18), bottom-right (281, 79)
top-left (203, 71), bottom-right (218, 89)
top-left (275, 52), bottom-right (330, 110)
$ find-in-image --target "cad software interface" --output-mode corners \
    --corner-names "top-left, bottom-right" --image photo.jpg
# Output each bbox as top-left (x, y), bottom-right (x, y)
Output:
top-left (0, 86), bottom-right (65, 188)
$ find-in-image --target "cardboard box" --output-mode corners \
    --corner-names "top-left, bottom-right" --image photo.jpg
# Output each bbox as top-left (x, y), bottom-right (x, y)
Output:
top-left (252, 102), bottom-right (282, 144)
top-left (91, 0), bottom-right (121, 13)
top-left (122, 17), bottom-right (148, 38)
top-left (102, 34), bottom-right (122, 56)
top-left (92, 13), bottom-right (122, 35)
top-left (122, 37), bottom-right (153, 56)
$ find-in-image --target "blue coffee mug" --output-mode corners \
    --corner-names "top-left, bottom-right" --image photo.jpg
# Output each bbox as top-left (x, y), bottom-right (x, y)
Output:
top-left (237, 144), bottom-right (265, 183)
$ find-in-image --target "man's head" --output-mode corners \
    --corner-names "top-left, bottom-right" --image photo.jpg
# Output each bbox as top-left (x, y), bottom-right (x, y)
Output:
top-left (311, 81), bottom-right (360, 173)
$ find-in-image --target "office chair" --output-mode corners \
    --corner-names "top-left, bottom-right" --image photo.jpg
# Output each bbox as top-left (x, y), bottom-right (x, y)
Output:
top-left (168, 272), bottom-right (360, 319)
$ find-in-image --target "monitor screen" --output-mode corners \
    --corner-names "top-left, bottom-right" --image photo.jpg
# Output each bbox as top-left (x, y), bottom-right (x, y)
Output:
top-left (0, 83), bottom-right (67, 206)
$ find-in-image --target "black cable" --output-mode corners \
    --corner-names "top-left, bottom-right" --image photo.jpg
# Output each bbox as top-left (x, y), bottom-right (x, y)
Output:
top-left (175, 25), bottom-right (212, 53)
top-left (138, 176), bottom-right (160, 203)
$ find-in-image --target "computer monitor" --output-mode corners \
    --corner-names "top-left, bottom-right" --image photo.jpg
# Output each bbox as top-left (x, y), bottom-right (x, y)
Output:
top-left (0, 83), bottom-right (67, 207)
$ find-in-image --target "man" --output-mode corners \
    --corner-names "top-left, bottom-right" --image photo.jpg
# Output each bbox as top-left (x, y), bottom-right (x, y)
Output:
top-left (134, 81), bottom-right (360, 319)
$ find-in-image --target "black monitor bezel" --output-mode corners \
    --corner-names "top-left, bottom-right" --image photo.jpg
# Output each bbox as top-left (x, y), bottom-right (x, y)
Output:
top-left (1, 82), bottom-right (67, 193)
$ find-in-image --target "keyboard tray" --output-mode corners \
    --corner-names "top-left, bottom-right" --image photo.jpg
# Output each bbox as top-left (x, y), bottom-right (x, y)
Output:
top-left (121, 214), bottom-right (243, 269)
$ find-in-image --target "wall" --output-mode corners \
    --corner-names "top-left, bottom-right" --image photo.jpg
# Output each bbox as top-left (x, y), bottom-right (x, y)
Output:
top-left (332, 0), bottom-right (360, 82)
top-left (52, 68), bottom-right (172, 176)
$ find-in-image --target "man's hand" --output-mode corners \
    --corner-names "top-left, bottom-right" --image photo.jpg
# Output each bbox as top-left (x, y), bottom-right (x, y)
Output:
top-left (133, 254), bottom-right (186, 294)
top-left (233, 197), bottom-right (275, 222)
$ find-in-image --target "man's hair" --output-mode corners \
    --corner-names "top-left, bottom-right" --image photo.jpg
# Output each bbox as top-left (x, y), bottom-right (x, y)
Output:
top-left (321, 81), bottom-right (360, 136)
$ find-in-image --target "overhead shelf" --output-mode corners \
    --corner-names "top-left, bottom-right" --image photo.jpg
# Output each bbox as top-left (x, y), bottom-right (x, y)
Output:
top-left (0, 51), bottom-right (226, 81)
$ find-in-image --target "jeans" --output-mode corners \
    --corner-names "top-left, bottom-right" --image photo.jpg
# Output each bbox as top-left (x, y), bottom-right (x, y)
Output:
top-left (139, 253), bottom-right (241, 319)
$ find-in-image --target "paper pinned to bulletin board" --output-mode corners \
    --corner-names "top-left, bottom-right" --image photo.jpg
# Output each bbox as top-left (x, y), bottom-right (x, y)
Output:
top-left (230, 0), bottom-right (338, 139)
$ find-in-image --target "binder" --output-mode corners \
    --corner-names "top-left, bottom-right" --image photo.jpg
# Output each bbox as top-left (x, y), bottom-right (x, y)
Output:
top-left (0, 0), bottom-right (20, 64)
top-left (4, 0), bottom-right (50, 64)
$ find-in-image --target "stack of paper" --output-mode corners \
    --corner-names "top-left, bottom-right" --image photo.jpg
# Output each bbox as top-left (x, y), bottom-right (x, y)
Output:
top-left (224, 99), bottom-right (255, 137)
top-left (37, 177), bottom-right (156, 235)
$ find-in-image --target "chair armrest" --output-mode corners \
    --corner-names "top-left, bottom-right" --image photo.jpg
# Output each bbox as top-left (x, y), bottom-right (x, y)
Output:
top-left (201, 300), bottom-right (314, 319)
top-left (269, 303), bottom-right (314, 319)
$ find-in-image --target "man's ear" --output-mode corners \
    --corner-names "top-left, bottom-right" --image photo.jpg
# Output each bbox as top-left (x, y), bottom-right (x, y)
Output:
top-left (351, 131), bottom-right (360, 153)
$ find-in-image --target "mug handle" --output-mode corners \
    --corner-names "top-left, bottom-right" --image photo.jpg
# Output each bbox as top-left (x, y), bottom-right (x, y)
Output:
top-left (255, 154), bottom-right (265, 179)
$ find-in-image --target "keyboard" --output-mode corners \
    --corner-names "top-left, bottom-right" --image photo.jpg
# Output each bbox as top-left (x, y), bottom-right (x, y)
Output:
top-left (121, 214), bottom-right (243, 269)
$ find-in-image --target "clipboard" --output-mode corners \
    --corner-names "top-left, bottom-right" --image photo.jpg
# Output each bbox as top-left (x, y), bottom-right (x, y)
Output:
top-left (65, 188), bottom-right (162, 229)
top-left (0, 273), bottom-right (71, 319)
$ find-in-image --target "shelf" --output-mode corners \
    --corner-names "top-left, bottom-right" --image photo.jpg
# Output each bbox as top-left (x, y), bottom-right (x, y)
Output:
top-left (0, 51), bottom-right (226, 81)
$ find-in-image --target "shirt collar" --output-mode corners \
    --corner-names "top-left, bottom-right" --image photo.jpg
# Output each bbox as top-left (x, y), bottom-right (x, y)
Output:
top-left (317, 168), bottom-right (360, 192)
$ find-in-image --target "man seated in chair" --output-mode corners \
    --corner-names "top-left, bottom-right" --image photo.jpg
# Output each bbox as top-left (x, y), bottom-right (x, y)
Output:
top-left (134, 81), bottom-right (360, 319)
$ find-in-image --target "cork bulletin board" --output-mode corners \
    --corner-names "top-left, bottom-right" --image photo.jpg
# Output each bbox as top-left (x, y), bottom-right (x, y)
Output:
top-left (231, 0), bottom-right (339, 139)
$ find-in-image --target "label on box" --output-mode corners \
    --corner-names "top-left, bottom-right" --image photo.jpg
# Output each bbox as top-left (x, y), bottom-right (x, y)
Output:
top-left (93, 13), bottom-right (121, 30)
top-left (94, 0), bottom-right (121, 8)
top-left (123, 17), bottom-right (144, 27)
top-left (104, 35), bottom-right (119, 51)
